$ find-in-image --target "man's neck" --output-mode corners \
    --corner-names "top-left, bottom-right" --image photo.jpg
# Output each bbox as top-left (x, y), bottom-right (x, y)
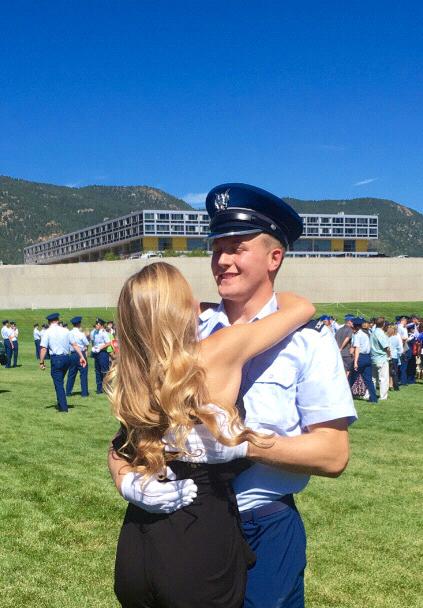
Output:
top-left (223, 289), bottom-right (274, 325)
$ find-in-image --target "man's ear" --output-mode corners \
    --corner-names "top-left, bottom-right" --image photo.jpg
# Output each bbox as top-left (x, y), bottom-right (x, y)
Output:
top-left (269, 247), bottom-right (285, 273)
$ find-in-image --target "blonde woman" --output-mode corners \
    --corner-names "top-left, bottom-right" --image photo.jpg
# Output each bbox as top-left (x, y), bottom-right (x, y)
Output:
top-left (107, 262), bottom-right (315, 608)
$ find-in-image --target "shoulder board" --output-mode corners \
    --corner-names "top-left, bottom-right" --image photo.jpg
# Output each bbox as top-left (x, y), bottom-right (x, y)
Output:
top-left (301, 318), bottom-right (326, 332)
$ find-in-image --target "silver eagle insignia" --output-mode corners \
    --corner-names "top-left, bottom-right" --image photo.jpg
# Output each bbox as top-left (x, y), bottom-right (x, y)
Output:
top-left (214, 189), bottom-right (230, 211)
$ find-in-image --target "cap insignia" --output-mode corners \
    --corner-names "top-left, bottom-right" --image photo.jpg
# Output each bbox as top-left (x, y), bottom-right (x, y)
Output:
top-left (214, 189), bottom-right (230, 211)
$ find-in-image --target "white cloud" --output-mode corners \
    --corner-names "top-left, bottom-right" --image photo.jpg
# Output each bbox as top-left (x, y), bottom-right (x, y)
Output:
top-left (353, 177), bottom-right (378, 187)
top-left (181, 192), bottom-right (208, 205)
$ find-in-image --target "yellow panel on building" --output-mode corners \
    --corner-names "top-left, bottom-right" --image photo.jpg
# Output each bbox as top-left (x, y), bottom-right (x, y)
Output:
top-left (356, 239), bottom-right (368, 252)
top-left (142, 237), bottom-right (159, 251)
top-left (172, 237), bottom-right (187, 250)
top-left (331, 239), bottom-right (344, 252)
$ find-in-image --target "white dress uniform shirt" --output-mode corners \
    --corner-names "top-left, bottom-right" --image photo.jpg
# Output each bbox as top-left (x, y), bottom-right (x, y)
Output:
top-left (351, 329), bottom-right (371, 354)
top-left (11, 328), bottom-right (18, 342)
top-left (69, 327), bottom-right (89, 352)
top-left (40, 325), bottom-right (72, 355)
top-left (91, 328), bottom-right (109, 350)
top-left (1, 326), bottom-right (13, 340)
top-left (199, 295), bottom-right (357, 512)
top-left (33, 328), bottom-right (41, 340)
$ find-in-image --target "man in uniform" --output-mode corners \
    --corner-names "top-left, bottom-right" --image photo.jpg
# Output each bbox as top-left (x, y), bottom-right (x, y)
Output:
top-left (39, 312), bottom-right (86, 412)
top-left (10, 321), bottom-right (19, 367)
top-left (33, 323), bottom-right (42, 359)
top-left (1, 320), bottom-right (13, 368)
top-left (108, 184), bottom-right (357, 607)
top-left (91, 318), bottom-right (111, 394)
top-left (66, 316), bottom-right (89, 398)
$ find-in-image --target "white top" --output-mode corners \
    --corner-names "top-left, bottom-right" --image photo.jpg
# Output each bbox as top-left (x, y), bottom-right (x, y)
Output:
top-left (351, 329), bottom-right (371, 354)
top-left (40, 324), bottom-right (72, 355)
top-left (33, 328), bottom-right (41, 340)
top-left (11, 328), bottom-right (18, 341)
top-left (91, 328), bottom-right (109, 348)
top-left (69, 327), bottom-right (89, 352)
top-left (199, 295), bottom-right (357, 512)
top-left (1, 326), bottom-right (13, 340)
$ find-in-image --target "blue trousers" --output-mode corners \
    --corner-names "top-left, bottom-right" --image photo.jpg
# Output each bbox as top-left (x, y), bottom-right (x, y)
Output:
top-left (349, 353), bottom-right (378, 402)
top-left (12, 341), bottom-right (18, 366)
top-left (400, 349), bottom-right (410, 385)
top-left (4, 340), bottom-right (12, 368)
top-left (66, 352), bottom-right (89, 396)
top-left (94, 350), bottom-right (110, 393)
top-left (35, 339), bottom-right (41, 359)
top-left (50, 354), bottom-right (71, 411)
top-left (242, 502), bottom-right (306, 608)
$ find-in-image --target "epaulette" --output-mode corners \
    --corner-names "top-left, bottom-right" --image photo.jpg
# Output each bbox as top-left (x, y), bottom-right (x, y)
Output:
top-left (301, 318), bottom-right (326, 332)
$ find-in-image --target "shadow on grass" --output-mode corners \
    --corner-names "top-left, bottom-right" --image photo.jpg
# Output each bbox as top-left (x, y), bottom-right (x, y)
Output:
top-left (0, 389), bottom-right (11, 393)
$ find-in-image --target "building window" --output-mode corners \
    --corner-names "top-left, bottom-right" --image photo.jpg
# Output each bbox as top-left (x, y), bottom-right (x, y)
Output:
top-left (172, 213), bottom-right (184, 221)
top-left (345, 218), bottom-right (356, 225)
top-left (144, 212), bottom-right (155, 220)
top-left (369, 218), bottom-right (377, 225)
top-left (369, 228), bottom-right (378, 236)
top-left (158, 213), bottom-right (170, 220)
top-left (344, 240), bottom-right (356, 252)
top-left (333, 227), bottom-right (344, 236)
top-left (332, 217), bottom-right (344, 224)
top-left (320, 217), bottom-right (331, 224)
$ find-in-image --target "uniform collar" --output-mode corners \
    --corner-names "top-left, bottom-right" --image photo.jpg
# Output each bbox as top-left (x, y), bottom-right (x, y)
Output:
top-left (199, 294), bottom-right (277, 327)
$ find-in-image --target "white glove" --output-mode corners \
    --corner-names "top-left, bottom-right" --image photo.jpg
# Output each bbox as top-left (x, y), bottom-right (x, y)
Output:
top-left (91, 346), bottom-right (99, 353)
top-left (164, 407), bottom-right (248, 464)
top-left (120, 467), bottom-right (198, 514)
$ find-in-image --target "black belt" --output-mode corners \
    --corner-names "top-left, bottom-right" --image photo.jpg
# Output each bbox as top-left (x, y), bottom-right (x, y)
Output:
top-left (240, 494), bottom-right (295, 524)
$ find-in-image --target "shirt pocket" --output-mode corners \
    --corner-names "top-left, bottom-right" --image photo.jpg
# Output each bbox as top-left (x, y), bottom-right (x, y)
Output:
top-left (243, 361), bottom-right (298, 431)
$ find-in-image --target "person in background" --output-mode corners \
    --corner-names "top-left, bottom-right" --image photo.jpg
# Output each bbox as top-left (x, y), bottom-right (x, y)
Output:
top-left (406, 316), bottom-right (420, 385)
top-left (39, 312), bottom-right (86, 413)
top-left (33, 323), bottom-right (42, 359)
top-left (10, 321), bottom-right (19, 367)
top-left (107, 320), bottom-right (115, 336)
top-left (349, 317), bottom-right (378, 403)
top-left (385, 324), bottom-right (402, 391)
top-left (370, 317), bottom-right (390, 401)
top-left (66, 316), bottom-right (90, 398)
top-left (397, 316), bottom-right (410, 386)
top-left (91, 318), bottom-right (112, 394)
top-left (335, 315), bottom-right (354, 378)
top-left (330, 316), bottom-right (340, 333)
top-left (1, 320), bottom-right (13, 368)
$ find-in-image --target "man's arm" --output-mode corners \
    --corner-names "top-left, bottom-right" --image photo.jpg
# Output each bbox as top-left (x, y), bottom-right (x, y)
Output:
top-left (247, 418), bottom-right (350, 478)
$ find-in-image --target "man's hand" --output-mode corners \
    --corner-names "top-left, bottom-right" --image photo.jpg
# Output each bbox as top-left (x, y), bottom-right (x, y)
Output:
top-left (39, 362), bottom-right (46, 370)
top-left (120, 467), bottom-right (198, 514)
top-left (80, 356), bottom-right (87, 367)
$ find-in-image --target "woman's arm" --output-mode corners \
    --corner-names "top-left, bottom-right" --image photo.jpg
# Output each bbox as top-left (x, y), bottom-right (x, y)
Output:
top-left (202, 292), bottom-right (315, 370)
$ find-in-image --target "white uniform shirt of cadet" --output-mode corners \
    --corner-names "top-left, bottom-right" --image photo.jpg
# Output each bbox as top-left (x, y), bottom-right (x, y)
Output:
top-left (33, 327), bottom-right (41, 340)
top-left (199, 294), bottom-right (357, 512)
top-left (397, 324), bottom-right (408, 342)
top-left (40, 324), bottom-right (72, 355)
top-left (1, 326), bottom-right (13, 340)
top-left (11, 328), bottom-right (18, 342)
top-left (92, 328), bottom-right (109, 348)
top-left (351, 329), bottom-right (371, 354)
top-left (69, 327), bottom-right (89, 352)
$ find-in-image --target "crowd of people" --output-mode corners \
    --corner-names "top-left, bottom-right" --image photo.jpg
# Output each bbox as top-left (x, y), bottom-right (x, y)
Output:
top-left (319, 313), bottom-right (423, 403)
top-left (1, 316), bottom-right (118, 412)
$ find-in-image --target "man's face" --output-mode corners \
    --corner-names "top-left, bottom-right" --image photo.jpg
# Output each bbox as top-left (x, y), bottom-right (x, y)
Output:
top-left (211, 233), bottom-right (282, 302)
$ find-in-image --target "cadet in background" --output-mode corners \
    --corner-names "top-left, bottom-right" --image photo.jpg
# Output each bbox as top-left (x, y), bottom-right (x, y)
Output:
top-left (91, 318), bottom-right (111, 394)
top-left (66, 316), bottom-right (90, 398)
top-left (1, 320), bottom-right (13, 368)
top-left (33, 323), bottom-right (42, 359)
top-left (39, 312), bottom-right (86, 413)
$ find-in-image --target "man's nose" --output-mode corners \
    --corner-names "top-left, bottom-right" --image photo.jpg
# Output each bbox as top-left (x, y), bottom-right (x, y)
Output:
top-left (216, 251), bottom-right (233, 267)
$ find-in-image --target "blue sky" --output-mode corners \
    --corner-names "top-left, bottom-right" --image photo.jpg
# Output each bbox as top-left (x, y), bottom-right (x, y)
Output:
top-left (1, 1), bottom-right (422, 212)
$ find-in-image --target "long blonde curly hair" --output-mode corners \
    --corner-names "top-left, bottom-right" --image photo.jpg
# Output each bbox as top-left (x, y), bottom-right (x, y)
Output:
top-left (106, 262), bottom-right (257, 479)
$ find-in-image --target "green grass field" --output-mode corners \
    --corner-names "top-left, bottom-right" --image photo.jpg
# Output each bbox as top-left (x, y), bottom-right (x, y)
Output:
top-left (1, 304), bottom-right (422, 607)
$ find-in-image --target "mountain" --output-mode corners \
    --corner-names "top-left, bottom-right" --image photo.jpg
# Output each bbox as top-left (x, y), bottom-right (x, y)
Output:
top-left (0, 176), bottom-right (422, 263)
top-left (285, 197), bottom-right (423, 258)
top-left (0, 176), bottom-right (191, 264)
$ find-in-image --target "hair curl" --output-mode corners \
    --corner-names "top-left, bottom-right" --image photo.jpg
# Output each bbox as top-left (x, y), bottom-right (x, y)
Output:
top-left (106, 262), bottom-right (259, 480)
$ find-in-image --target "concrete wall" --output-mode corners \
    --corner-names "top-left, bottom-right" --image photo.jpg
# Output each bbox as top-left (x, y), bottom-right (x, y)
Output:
top-left (0, 257), bottom-right (422, 309)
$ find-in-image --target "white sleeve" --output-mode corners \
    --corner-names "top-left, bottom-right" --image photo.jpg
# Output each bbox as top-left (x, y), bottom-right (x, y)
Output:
top-left (296, 328), bottom-right (357, 428)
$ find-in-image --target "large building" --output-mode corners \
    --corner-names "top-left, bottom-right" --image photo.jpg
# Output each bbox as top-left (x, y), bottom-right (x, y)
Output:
top-left (23, 210), bottom-right (379, 264)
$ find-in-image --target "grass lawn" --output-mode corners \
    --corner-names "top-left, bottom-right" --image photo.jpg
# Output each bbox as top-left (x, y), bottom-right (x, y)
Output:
top-left (0, 305), bottom-right (422, 607)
